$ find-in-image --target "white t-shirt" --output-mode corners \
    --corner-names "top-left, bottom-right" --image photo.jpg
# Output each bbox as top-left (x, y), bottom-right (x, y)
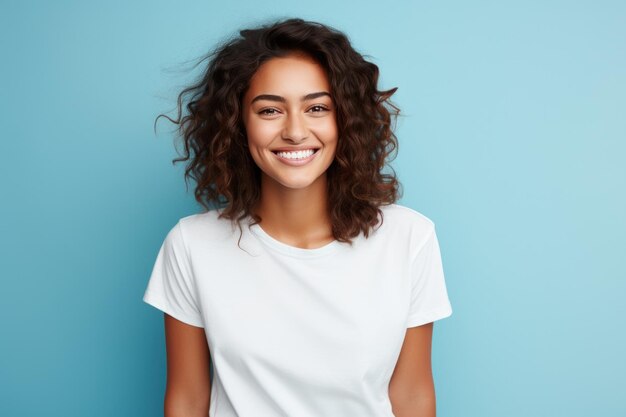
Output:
top-left (143, 203), bottom-right (452, 417)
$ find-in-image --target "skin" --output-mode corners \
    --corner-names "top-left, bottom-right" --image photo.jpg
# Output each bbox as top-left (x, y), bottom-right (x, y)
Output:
top-left (163, 316), bottom-right (211, 417)
top-left (163, 52), bottom-right (437, 417)
top-left (242, 52), bottom-right (338, 249)
top-left (389, 322), bottom-right (437, 417)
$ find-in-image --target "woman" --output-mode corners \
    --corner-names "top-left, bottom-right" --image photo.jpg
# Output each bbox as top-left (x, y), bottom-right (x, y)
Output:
top-left (143, 17), bottom-right (453, 417)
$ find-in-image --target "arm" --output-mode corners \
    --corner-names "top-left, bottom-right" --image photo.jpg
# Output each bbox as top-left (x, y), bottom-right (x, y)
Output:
top-left (388, 322), bottom-right (436, 417)
top-left (164, 313), bottom-right (212, 417)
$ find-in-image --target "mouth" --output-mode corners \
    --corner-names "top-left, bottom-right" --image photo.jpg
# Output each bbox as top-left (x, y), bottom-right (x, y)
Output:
top-left (271, 148), bottom-right (320, 166)
top-left (271, 148), bottom-right (320, 160)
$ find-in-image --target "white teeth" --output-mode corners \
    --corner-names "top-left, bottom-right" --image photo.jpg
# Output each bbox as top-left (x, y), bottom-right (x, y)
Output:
top-left (275, 149), bottom-right (316, 160)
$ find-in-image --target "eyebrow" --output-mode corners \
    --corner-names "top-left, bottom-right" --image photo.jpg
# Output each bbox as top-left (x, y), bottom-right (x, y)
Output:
top-left (250, 91), bottom-right (332, 104)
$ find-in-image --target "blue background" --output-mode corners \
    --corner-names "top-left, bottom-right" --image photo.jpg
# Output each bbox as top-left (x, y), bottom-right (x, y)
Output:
top-left (1, 1), bottom-right (624, 416)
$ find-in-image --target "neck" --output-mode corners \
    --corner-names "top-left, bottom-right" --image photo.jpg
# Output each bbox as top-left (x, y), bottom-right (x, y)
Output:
top-left (254, 173), bottom-right (334, 249)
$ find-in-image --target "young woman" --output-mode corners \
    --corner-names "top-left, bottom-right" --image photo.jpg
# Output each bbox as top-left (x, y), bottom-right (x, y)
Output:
top-left (143, 17), bottom-right (452, 417)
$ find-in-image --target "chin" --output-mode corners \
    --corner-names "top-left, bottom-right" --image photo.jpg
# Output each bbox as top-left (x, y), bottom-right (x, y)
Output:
top-left (277, 179), bottom-right (319, 190)
top-left (266, 172), bottom-right (327, 191)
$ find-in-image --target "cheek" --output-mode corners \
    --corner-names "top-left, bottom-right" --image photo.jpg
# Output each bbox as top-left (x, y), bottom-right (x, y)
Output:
top-left (246, 120), bottom-right (277, 148)
top-left (319, 120), bottom-right (339, 146)
top-left (245, 122), bottom-right (274, 168)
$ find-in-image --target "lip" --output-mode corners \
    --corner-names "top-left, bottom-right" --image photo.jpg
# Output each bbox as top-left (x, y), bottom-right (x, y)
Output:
top-left (271, 147), bottom-right (320, 152)
top-left (272, 148), bottom-right (319, 166)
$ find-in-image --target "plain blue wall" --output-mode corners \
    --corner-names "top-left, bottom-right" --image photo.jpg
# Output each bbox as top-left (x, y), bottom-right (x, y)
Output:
top-left (1, 1), bottom-right (624, 416)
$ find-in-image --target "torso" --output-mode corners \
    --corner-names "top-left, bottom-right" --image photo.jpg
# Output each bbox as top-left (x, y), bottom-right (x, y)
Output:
top-left (174, 203), bottom-right (437, 417)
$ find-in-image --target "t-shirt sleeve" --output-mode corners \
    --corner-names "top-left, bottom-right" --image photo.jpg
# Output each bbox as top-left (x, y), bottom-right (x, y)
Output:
top-left (406, 226), bottom-right (453, 328)
top-left (142, 221), bottom-right (204, 328)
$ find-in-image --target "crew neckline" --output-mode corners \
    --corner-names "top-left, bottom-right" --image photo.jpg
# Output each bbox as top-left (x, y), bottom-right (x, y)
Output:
top-left (249, 222), bottom-right (342, 259)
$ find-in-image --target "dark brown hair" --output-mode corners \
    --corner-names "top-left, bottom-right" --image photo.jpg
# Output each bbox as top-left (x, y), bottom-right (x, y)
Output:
top-left (160, 17), bottom-right (402, 245)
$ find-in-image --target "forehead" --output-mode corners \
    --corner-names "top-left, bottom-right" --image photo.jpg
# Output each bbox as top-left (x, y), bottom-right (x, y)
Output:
top-left (245, 54), bottom-right (331, 98)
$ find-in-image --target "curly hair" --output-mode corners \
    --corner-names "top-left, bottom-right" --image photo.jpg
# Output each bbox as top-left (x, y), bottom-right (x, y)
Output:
top-left (160, 17), bottom-right (402, 245)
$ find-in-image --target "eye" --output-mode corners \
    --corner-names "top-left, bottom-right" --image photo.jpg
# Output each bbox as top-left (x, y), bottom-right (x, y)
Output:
top-left (308, 105), bottom-right (330, 113)
top-left (258, 108), bottom-right (280, 116)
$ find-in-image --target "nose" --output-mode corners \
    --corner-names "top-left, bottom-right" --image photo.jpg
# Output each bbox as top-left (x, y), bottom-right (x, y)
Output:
top-left (281, 112), bottom-right (308, 142)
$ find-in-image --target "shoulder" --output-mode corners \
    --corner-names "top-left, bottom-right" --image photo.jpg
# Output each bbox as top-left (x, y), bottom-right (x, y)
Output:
top-left (379, 203), bottom-right (435, 232)
top-left (175, 209), bottom-right (240, 248)
top-left (377, 204), bottom-right (437, 252)
top-left (178, 209), bottom-right (224, 228)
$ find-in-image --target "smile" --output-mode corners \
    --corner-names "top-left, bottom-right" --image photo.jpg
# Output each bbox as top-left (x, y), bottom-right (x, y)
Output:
top-left (272, 148), bottom-right (319, 166)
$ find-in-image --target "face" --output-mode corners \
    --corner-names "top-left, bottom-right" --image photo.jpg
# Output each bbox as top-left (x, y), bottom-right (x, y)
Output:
top-left (242, 53), bottom-right (338, 191)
